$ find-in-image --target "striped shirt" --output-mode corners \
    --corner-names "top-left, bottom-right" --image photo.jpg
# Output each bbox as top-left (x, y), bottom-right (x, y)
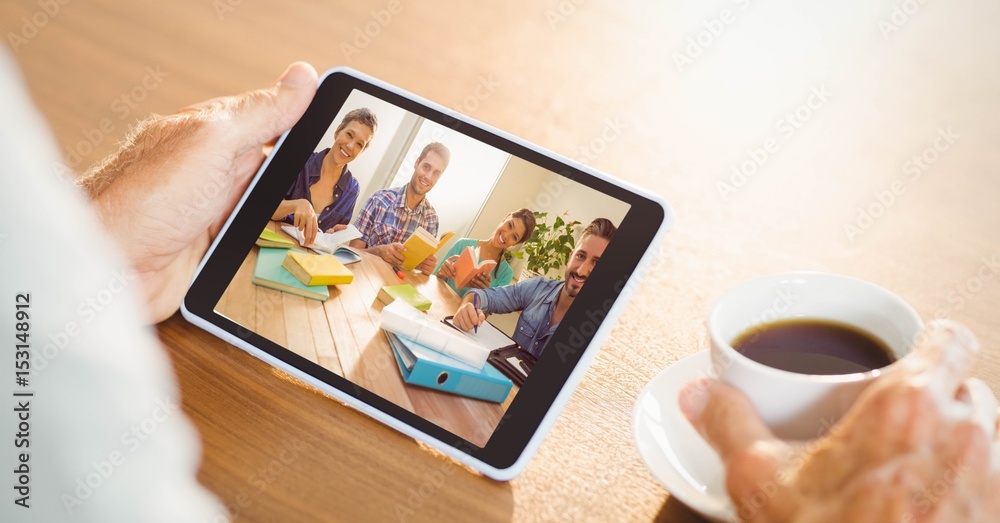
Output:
top-left (354, 185), bottom-right (439, 247)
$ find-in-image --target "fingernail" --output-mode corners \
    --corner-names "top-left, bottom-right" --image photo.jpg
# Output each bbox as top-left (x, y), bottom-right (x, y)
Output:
top-left (277, 62), bottom-right (314, 89)
top-left (678, 377), bottom-right (713, 423)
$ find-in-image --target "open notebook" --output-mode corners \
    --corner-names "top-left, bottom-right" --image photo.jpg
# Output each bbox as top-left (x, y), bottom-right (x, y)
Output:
top-left (281, 224), bottom-right (362, 255)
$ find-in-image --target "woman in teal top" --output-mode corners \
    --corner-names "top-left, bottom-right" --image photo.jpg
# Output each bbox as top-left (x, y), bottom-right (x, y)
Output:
top-left (435, 208), bottom-right (536, 298)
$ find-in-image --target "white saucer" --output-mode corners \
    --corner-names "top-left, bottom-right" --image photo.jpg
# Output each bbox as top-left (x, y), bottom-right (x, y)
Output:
top-left (632, 350), bottom-right (735, 522)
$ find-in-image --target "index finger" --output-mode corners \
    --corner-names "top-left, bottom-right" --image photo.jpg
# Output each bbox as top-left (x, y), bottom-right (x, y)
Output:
top-left (901, 320), bottom-right (979, 400)
top-left (305, 218), bottom-right (318, 246)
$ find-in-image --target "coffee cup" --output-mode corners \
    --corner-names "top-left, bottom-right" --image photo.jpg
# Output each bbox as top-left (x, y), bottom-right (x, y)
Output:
top-left (707, 271), bottom-right (923, 440)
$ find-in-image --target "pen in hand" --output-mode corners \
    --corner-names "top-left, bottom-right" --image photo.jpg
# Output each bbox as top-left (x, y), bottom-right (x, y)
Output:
top-left (473, 293), bottom-right (479, 333)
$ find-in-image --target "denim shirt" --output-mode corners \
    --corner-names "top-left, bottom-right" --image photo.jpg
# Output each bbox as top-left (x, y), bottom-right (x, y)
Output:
top-left (282, 149), bottom-right (360, 232)
top-left (472, 277), bottom-right (564, 358)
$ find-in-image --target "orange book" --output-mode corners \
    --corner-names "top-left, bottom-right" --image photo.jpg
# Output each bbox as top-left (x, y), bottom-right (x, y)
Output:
top-left (454, 246), bottom-right (497, 288)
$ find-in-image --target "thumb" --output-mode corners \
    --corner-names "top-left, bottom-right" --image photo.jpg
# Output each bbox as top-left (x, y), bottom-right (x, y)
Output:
top-left (679, 377), bottom-right (776, 464)
top-left (680, 378), bottom-right (792, 519)
top-left (233, 61), bottom-right (318, 149)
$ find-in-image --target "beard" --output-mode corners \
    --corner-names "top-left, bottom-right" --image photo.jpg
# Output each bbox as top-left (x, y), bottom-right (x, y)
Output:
top-left (564, 271), bottom-right (586, 297)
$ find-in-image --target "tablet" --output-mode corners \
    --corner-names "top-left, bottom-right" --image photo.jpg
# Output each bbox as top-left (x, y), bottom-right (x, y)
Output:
top-left (181, 67), bottom-right (673, 480)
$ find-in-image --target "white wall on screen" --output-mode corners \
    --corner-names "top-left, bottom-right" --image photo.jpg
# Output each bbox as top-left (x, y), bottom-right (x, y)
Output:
top-left (386, 119), bottom-right (512, 250)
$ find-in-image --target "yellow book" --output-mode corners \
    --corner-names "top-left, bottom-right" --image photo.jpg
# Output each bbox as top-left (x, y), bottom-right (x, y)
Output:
top-left (256, 228), bottom-right (294, 249)
top-left (401, 227), bottom-right (455, 271)
top-left (282, 250), bottom-right (353, 286)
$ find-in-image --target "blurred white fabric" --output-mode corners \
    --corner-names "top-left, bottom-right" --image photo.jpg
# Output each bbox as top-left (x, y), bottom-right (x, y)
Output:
top-left (0, 49), bottom-right (226, 522)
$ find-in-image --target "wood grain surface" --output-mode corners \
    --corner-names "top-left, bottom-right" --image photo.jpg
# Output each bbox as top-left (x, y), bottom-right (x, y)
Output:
top-left (4, 1), bottom-right (998, 521)
top-left (215, 221), bottom-right (516, 447)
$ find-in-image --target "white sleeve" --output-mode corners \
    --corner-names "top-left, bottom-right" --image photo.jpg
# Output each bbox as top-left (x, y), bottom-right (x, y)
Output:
top-left (0, 50), bottom-right (228, 522)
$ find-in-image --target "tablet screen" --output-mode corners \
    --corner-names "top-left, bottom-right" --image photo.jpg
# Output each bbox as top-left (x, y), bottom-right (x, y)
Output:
top-left (187, 71), bottom-right (667, 469)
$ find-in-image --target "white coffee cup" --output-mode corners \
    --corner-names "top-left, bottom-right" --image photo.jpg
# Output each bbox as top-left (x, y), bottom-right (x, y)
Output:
top-left (707, 271), bottom-right (923, 440)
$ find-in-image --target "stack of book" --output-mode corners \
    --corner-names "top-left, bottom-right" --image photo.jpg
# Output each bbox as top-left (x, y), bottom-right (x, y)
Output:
top-left (252, 248), bottom-right (331, 301)
top-left (251, 228), bottom-right (355, 301)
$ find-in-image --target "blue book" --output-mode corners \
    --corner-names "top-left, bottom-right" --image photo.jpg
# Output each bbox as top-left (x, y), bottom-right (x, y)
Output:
top-left (385, 331), bottom-right (513, 403)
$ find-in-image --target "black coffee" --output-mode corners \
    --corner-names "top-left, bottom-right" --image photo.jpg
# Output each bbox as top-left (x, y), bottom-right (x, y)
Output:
top-left (731, 318), bottom-right (896, 375)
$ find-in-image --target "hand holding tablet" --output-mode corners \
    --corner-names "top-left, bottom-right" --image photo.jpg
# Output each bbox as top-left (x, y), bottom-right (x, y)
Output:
top-left (182, 67), bottom-right (673, 479)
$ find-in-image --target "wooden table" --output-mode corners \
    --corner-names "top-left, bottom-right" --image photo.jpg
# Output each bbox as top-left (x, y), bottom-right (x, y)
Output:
top-left (5, 1), bottom-right (999, 521)
top-left (215, 221), bottom-right (516, 447)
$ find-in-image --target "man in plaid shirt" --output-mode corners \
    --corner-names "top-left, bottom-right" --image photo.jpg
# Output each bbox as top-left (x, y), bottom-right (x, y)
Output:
top-left (350, 142), bottom-right (450, 273)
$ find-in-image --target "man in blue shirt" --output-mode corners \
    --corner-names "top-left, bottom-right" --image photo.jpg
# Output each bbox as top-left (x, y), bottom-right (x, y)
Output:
top-left (271, 108), bottom-right (377, 245)
top-left (452, 218), bottom-right (617, 358)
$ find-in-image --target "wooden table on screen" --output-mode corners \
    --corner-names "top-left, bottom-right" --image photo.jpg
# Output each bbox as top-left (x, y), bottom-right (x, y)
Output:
top-left (214, 221), bottom-right (516, 448)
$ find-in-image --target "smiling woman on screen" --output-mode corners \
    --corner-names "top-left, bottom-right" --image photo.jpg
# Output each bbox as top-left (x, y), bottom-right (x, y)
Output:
top-left (435, 209), bottom-right (536, 297)
top-left (271, 108), bottom-right (378, 246)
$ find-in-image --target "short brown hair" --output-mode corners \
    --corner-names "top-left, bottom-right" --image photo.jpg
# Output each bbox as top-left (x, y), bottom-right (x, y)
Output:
top-left (579, 217), bottom-right (617, 244)
top-left (334, 107), bottom-right (378, 139)
top-left (417, 141), bottom-right (451, 169)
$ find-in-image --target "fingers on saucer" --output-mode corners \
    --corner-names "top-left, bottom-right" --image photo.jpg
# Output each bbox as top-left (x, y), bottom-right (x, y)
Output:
top-left (907, 320), bottom-right (978, 399)
top-left (679, 378), bottom-right (777, 464)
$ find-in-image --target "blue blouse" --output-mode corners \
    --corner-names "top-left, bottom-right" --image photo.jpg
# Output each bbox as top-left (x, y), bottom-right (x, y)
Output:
top-left (282, 148), bottom-right (360, 232)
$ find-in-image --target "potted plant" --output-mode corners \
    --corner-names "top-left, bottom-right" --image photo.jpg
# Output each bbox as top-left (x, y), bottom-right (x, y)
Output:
top-left (508, 211), bottom-right (580, 280)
